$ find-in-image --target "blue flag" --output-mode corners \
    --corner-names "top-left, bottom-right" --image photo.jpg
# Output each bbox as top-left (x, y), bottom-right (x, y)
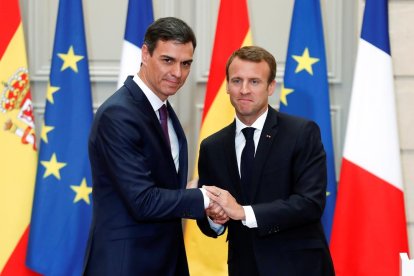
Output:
top-left (279, 0), bottom-right (336, 241)
top-left (117, 0), bottom-right (154, 87)
top-left (27, 0), bottom-right (93, 274)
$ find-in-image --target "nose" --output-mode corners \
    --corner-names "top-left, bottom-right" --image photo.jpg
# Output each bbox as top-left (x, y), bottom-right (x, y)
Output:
top-left (171, 63), bottom-right (182, 78)
top-left (240, 81), bottom-right (250, 95)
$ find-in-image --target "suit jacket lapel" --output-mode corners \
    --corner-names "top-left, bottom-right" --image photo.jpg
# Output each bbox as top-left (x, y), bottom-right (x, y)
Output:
top-left (250, 107), bottom-right (279, 203)
top-left (167, 103), bottom-right (188, 188)
top-left (222, 121), bottom-right (245, 203)
top-left (125, 77), bottom-right (166, 146)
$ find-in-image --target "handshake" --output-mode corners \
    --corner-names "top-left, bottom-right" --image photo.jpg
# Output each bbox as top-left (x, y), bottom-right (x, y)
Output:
top-left (202, 185), bottom-right (246, 225)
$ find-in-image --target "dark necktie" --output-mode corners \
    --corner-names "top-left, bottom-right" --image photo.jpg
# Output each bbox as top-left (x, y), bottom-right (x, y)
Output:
top-left (159, 105), bottom-right (171, 149)
top-left (241, 127), bottom-right (255, 202)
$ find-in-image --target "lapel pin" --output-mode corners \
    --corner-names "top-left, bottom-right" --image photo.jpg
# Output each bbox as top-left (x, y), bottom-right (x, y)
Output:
top-left (266, 134), bottom-right (271, 139)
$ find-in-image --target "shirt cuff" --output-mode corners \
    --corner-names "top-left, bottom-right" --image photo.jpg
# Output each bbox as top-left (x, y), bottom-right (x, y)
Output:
top-left (207, 216), bottom-right (225, 235)
top-left (241, 205), bottom-right (258, 228)
top-left (199, 188), bottom-right (210, 209)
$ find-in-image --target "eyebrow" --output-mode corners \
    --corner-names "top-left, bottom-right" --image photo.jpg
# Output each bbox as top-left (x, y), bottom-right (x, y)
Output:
top-left (160, 55), bottom-right (193, 63)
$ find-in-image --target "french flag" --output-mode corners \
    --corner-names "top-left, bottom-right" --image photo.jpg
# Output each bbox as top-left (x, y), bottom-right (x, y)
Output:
top-left (330, 0), bottom-right (409, 275)
top-left (118, 0), bottom-right (153, 87)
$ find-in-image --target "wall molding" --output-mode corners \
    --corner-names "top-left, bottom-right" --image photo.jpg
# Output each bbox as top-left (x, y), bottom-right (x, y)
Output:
top-left (27, 0), bottom-right (125, 82)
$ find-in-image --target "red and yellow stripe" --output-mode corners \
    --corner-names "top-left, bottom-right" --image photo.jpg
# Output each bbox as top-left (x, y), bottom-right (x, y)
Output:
top-left (0, 1), bottom-right (39, 274)
top-left (184, 0), bottom-right (252, 275)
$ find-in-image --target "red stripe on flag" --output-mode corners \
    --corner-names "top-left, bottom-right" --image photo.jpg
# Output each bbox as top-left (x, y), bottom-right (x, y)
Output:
top-left (202, 0), bottom-right (249, 122)
top-left (0, 0), bottom-right (21, 60)
top-left (1, 227), bottom-right (40, 276)
top-left (331, 158), bottom-right (408, 276)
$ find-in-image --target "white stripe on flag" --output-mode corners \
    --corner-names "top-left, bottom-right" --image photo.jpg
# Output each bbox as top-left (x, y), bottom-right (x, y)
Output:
top-left (343, 39), bottom-right (403, 190)
top-left (117, 40), bottom-right (142, 88)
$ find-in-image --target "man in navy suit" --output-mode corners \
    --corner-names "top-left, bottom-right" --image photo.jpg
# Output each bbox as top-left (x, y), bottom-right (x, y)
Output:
top-left (83, 17), bottom-right (224, 275)
top-left (198, 46), bottom-right (334, 275)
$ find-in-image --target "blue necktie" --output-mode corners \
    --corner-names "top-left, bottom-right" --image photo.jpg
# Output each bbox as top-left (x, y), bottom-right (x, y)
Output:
top-left (241, 127), bottom-right (255, 202)
top-left (159, 105), bottom-right (170, 150)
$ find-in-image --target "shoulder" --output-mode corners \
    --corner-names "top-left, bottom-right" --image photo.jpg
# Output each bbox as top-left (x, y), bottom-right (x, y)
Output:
top-left (95, 80), bottom-right (148, 120)
top-left (275, 110), bottom-right (320, 133)
top-left (95, 89), bottom-right (132, 122)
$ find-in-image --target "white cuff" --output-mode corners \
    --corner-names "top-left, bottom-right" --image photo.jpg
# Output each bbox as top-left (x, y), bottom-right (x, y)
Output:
top-left (200, 188), bottom-right (210, 209)
top-left (241, 205), bottom-right (258, 228)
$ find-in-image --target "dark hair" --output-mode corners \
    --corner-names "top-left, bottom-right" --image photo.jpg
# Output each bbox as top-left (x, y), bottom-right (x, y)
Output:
top-left (226, 46), bottom-right (277, 84)
top-left (143, 17), bottom-right (197, 55)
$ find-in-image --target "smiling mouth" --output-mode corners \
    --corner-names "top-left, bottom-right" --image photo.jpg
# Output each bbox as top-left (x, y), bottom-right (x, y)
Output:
top-left (165, 77), bottom-right (179, 82)
top-left (165, 79), bottom-right (180, 86)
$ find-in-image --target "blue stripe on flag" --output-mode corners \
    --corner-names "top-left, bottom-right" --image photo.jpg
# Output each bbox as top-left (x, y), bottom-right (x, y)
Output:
top-left (361, 0), bottom-right (390, 55)
top-left (124, 0), bottom-right (154, 47)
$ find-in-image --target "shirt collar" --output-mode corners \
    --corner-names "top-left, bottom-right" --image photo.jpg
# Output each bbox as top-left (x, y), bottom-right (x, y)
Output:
top-left (133, 74), bottom-right (166, 112)
top-left (235, 108), bottom-right (268, 135)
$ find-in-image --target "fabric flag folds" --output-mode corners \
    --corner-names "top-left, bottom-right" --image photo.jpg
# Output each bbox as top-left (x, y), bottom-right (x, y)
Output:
top-left (279, 0), bottom-right (336, 242)
top-left (117, 0), bottom-right (153, 87)
top-left (330, 0), bottom-right (409, 275)
top-left (184, 0), bottom-right (252, 275)
top-left (0, 1), bottom-right (39, 274)
top-left (26, 0), bottom-right (93, 275)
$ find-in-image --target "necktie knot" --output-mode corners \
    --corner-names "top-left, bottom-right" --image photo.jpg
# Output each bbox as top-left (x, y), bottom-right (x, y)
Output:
top-left (242, 127), bottom-right (255, 141)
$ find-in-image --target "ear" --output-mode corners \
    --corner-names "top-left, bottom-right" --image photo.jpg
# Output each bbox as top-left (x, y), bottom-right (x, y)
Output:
top-left (267, 79), bottom-right (276, 96)
top-left (141, 44), bottom-right (149, 64)
top-left (226, 82), bottom-right (230, 94)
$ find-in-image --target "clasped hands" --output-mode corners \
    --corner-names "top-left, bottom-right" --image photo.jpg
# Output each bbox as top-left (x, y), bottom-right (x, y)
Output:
top-left (203, 185), bottom-right (245, 225)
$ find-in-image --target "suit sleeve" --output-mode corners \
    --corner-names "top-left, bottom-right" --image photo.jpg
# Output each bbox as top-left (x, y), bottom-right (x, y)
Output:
top-left (91, 103), bottom-right (205, 221)
top-left (196, 140), bottom-right (225, 238)
top-left (253, 121), bottom-right (327, 236)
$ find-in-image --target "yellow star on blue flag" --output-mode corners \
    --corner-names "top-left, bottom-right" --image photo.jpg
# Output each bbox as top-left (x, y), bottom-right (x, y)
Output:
top-left (292, 47), bottom-right (320, 75)
top-left (58, 46), bottom-right (84, 72)
top-left (71, 178), bottom-right (92, 204)
top-left (40, 153), bottom-right (66, 179)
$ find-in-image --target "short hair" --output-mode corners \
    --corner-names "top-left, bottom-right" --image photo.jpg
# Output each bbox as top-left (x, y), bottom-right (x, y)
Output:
top-left (226, 46), bottom-right (277, 84)
top-left (143, 17), bottom-right (197, 55)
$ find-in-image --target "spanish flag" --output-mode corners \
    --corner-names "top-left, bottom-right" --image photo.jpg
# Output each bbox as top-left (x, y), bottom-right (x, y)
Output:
top-left (184, 0), bottom-right (252, 275)
top-left (0, 0), bottom-right (38, 274)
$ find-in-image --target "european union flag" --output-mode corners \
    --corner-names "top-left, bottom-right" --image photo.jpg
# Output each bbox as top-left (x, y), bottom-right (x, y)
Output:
top-left (27, 0), bottom-right (93, 274)
top-left (279, 0), bottom-right (337, 241)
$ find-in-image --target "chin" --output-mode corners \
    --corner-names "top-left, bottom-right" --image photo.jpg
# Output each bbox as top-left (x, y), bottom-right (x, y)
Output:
top-left (166, 85), bottom-right (181, 93)
top-left (162, 86), bottom-right (178, 94)
top-left (237, 107), bottom-right (253, 115)
top-left (169, 89), bottom-right (179, 95)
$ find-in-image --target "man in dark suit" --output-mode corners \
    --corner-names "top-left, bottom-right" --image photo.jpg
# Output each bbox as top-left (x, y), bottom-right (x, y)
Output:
top-left (83, 17), bottom-right (222, 276)
top-left (197, 46), bottom-right (334, 276)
